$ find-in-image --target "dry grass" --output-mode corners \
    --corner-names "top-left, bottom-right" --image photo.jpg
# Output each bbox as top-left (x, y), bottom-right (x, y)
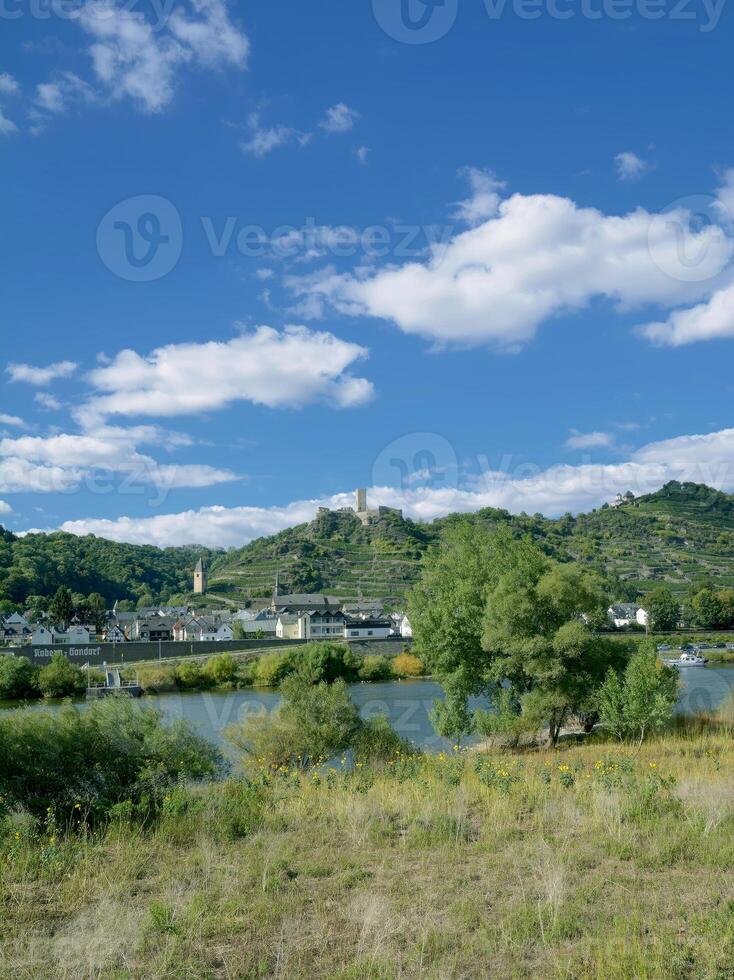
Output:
top-left (2, 730), bottom-right (734, 979)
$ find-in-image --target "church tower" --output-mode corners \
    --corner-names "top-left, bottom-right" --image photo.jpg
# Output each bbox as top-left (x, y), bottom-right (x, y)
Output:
top-left (193, 557), bottom-right (208, 595)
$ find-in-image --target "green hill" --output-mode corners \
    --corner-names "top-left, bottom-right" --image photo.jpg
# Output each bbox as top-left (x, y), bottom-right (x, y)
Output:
top-left (3, 481), bottom-right (734, 611)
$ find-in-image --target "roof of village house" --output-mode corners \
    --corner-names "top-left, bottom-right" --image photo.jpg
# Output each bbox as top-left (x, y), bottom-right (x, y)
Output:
top-left (609, 603), bottom-right (640, 617)
top-left (274, 593), bottom-right (341, 610)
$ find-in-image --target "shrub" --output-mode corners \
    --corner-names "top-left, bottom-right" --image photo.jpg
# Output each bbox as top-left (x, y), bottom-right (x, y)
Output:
top-left (358, 654), bottom-right (393, 681)
top-left (229, 669), bottom-right (362, 768)
top-left (201, 653), bottom-right (237, 686)
top-left (597, 643), bottom-right (679, 745)
top-left (136, 665), bottom-right (177, 694)
top-left (253, 651), bottom-right (295, 688)
top-left (391, 653), bottom-right (424, 678)
top-left (301, 642), bottom-right (362, 682)
top-left (174, 660), bottom-right (207, 690)
top-left (0, 656), bottom-right (39, 700)
top-left (0, 698), bottom-right (223, 821)
top-left (36, 653), bottom-right (86, 699)
top-left (352, 714), bottom-right (416, 763)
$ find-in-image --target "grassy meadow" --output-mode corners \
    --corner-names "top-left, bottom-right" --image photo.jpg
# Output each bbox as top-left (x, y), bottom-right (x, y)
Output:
top-left (2, 704), bottom-right (734, 979)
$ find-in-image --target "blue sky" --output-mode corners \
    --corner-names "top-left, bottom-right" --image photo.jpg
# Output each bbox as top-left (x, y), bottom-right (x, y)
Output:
top-left (2, 0), bottom-right (734, 547)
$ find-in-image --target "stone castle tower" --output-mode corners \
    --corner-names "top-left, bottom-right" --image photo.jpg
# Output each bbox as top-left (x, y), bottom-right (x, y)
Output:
top-left (193, 557), bottom-right (208, 595)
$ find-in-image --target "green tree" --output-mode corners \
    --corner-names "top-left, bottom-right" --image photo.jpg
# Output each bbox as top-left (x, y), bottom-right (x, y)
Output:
top-left (37, 653), bottom-right (86, 699)
top-left (482, 561), bottom-right (624, 745)
top-left (645, 586), bottom-right (679, 631)
top-left (229, 668), bottom-right (362, 768)
top-left (0, 656), bottom-right (39, 700)
top-left (597, 643), bottom-right (679, 745)
top-left (86, 592), bottom-right (108, 631)
top-left (409, 524), bottom-right (543, 742)
top-left (232, 619), bottom-right (246, 640)
top-left (49, 586), bottom-right (74, 627)
top-left (692, 588), bottom-right (723, 629)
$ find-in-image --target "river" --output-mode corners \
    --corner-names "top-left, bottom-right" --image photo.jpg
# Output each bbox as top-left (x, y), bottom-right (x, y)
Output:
top-left (2, 667), bottom-right (733, 755)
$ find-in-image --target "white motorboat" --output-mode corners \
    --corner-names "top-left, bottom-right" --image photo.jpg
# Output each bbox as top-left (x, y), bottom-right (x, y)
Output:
top-left (663, 651), bottom-right (708, 668)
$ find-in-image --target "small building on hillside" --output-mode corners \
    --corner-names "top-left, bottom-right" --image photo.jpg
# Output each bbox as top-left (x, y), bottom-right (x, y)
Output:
top-left (31, 626), bottom-right (54, 646)
top-left (608, 603), bottom-right (642, 628)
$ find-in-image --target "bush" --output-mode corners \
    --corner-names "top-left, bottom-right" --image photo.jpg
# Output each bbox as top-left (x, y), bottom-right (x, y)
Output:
top-left (0, 698), bottom-right (223, 821)
top-left (301, 642), bottom-right (362, 682)
top-left (0, 656), bottom-right (39, 700)
top-left (174, 661), bottom-right (207, 690)
top-left (391, 653), bottom-right (424, 678)
top-left (136, 665), bottom-right (177, 694)
top-left (229, 669), bottom-right (362, 768)
top-left (597, 643), bottom-right (679, 745)
top-left (36, 653), bottom-right (86, 698)
top-left (352, 714), bottom-right (416, 763)
top-left (358, 654), bottom-right (393, 681)
top-left (202, 653), bottom-right (237, 686)
top-left (253, 652), bottom-right (295, 687)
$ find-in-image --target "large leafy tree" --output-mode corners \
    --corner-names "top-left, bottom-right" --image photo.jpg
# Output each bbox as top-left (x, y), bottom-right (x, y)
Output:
top-left (49, 586), bottom-right (74, 627)
top-left (645, 586), bottom-right (679, 631)
top-left (482, 562), bottom-right (624, 745)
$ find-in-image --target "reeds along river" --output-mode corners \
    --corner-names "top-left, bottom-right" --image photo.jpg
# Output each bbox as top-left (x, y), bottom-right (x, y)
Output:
top-left (2, 669), bottom-right (733, 754)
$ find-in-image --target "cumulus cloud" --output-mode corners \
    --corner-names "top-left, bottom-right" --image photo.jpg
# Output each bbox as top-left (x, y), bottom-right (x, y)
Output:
top-left (0, 72), bottom-right (19, 96)
top-left (79, 325), bottom-right (374, 425)
top-left (564, 430), bottom-right (614, 450)
top-left (34, 392), bottom-right (62, 411)
top-left (639, 274), bottom-right (734, 347)
top-left (0, 109), bottom-right (17, 135)
top-left (0, 500), bottom-right (11, 515)
top-left (319, 103), bottom-right (359, 133)
top-left (6, 360), bottom-right (78, 385)
top-left (52, 425), bottom-right (734, 547)
top-left (354, 146), bottom-right (370, 165)
top-left (615, 151), bottom-right (649, 181)
top-left (290, 186), bottom-right (731, 350)
top-left (28, 0), bottom-right (249, 118)
top-left (240, 112), bottom-right (310, 158)
top-left (0, 426), bottom-right (236, 495)
top-left (452, 167), bottom-right (505, 226)
top-left (0, 414), bottom-right (25, 428)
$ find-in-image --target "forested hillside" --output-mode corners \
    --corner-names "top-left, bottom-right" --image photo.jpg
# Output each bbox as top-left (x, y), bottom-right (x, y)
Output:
top-left (2, 481), bottom-right (734, 610)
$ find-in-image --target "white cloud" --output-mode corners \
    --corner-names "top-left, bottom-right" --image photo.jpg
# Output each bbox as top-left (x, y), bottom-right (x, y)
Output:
top-left (452, 167), bottom-right (505, 226)
top-left (0, 500), bottom-right (11, 515)
top-left (72, 0), bottom-right (248, 114)
top-left (240, 112), bottom-right (309, 157)
top-left (0, 414), bottom-right (25, 428)
top-left (0, 110), bottom-right (17, 135)
top-left (0, 425), bottom-right (236, 494)
top-left (291, 186), bottom-right (731, 350)
top-left (319, 103), bottom-right (359, 133)
top-left (354, 146), bottom-right (370, 165)
top-left (79, 325), bottom-right (374, 424)
top-left (34, 392), bottom-right (62, 411)
top-left (0, 72), bottom-right (19, 96)
top-left (6, 360), bottom-right (78, 385)
top-left (713, 168), bottom-right (734, 225)
top-left (615, 151), bottom-right (649, 181)
top-left (639, 274), bottom-right (734, 347)
top-left (564, 430), bottom-right (613, 450)
top-left (51, 425), bottom-right (734, 546)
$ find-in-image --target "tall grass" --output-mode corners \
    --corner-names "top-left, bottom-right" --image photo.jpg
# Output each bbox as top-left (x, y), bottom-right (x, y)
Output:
top-left (2, 725), bottom-right (734, 978)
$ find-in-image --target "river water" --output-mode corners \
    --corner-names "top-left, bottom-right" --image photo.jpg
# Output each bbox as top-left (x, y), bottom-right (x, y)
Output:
top-left (2, 667), bottom-right (732, 755)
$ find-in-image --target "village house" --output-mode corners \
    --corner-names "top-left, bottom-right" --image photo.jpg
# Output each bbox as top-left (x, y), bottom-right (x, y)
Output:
top-left (344, 617), bottom-right (393, 641)
top-left (607, 603), bottom-right (648, 628)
